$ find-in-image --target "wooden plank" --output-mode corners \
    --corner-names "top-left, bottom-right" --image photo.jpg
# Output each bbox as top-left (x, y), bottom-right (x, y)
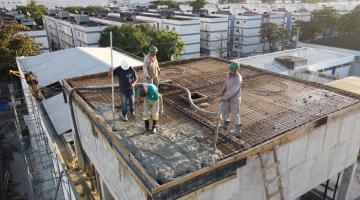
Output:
top-left (268, 187), bottom-right (283, 199)
top-left (262, 161), bottom-right (280, 171)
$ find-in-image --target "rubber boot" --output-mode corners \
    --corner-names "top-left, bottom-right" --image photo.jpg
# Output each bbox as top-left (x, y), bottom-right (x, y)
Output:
top-left (222, 121), bottom-right (230, 130)
top-left (144, 120), bottom-right (150, 134)
top-left (151, 120), bottom-right (157, 134)
top-left (231, 124), bottom-right (242, 135)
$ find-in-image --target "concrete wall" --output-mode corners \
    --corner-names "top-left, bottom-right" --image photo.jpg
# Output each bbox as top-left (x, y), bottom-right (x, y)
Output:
top-left (188, 109), bottom-right (360, 200)
top-left (73, 104), bottom-right (147, 200)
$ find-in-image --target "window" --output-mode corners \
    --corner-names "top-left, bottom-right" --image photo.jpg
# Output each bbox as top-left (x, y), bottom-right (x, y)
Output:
top-left (172, 27), bottom-right (175, 31)
top-left (236, 29), bottom-right (239, 32)
top-left (166, 25), bottom-right (169, 29)
top-left (236, 21), bottom-right (240, 24)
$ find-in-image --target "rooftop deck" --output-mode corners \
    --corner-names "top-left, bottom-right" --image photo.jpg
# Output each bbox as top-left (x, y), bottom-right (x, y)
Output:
top-left (65, 57), bottom-right (360, 195)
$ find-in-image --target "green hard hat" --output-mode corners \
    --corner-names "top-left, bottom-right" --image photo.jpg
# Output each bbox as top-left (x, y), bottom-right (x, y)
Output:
top-left (229, 62), bottom-right (240, 72)
top-left (149, 45), bottom-right (158, 52)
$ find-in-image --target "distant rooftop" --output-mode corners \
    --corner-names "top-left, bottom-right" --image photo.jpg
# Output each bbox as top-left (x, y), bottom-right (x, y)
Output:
top-left (233, 47), bottom-right (355, 73)
top-left (45, 14), bottom-right (108, 27)
top-left (65, 57), bottom-right (359, 185)
top-left (308, 34), bottom-right (360, 51)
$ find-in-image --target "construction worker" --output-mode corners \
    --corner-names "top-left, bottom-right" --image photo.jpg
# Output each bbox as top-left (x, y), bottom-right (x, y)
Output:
top-left (108, 59), bottom-right (138, 122)
top-left (137, 83), bottom-right (163, 134)
top-left (143, 45), bottom-right (160, 87)
top-left (221, 62), bottom-right (242, 135)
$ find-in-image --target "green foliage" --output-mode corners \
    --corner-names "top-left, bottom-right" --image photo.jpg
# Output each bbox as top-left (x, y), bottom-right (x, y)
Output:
top-left (0, 23), bottom-right (41, 75)
top-left (151, 0), bottom-right (179, 9)
top-left (17, 2), bottom-right (47, 26)
top-left (293, 20), bottom-right (320, 41)
top-left (261, 0), bottom-right (276, 3)
top-left (260, 22), bottom-right (287, 52)
top-left (312, 6), bottom-right (339, 37)
top-left (337, 5), bottom-right (360, 34)
top-left (137, 24), bottom-right (184, 61)
top-left (99, 24), bottom-right (150, 56)
top-left (219, 0), bottom-right (246, 3)
top-left (63, 6), bottom-right (107, 14)
top-left (190, 0), bottom-right (208, 10)
top-left (63, 6), bottom-right (82, 14)
top-left (98, 23), bottom-right (184, 62)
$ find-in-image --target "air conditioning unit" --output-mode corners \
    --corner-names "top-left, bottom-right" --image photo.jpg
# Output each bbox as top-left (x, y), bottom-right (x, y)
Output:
top-left (48, 9), bottom-right (57, 16)
top-left (159, 9), bottom-right (175, 19)
top-left (193, 9), bottom-right (209, 17)
top-left (59, 11), bottom-right (70, 19)
top-left (75, 15), bottom-right (89, 24)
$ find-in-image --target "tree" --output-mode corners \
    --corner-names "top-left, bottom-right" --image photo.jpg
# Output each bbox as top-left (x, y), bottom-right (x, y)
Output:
top-left (293, 20), bottom-right (320, 41)
top-left (312, 6), bottom-right (339, 38)
top-left (190, 0), bottom-right (208, 10)
top-left (337, 5), bottom-right (360, 34)
top-left (137, 24), bottom-right (184, 61)
top-left (63, 6), bottom-right (82, 14)
top-left (98, 24), bottom-right (151, 57)
top-left (98, 23), bottom-right (184, 62)
top-left (151, 0), bottom-right (179, 9)
top-left (260, 23), bottom-right (287, 52)
top-left (17, 2), bottom-right (47, 26)
top-left (261, 0), bottom-right (276, 3)
top-left (0, 23), bottom-right (41, 77)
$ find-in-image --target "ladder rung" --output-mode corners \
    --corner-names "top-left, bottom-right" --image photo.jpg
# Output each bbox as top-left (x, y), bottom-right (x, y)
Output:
top-left (262, 161), bottom-right (280, 171)
top-left (268, 187), bottom-right (283, 199)
top-left (264, 175), bottom-right (280, 186)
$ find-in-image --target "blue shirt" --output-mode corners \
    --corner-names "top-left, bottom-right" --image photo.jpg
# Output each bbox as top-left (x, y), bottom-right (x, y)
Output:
top-left (113, 66), bottom-right (137, 95)
top-left (145, 83), bottom-right (160, 101)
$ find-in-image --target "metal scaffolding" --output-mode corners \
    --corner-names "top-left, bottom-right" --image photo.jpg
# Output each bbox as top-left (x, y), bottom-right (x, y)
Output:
top-left (9, 88), bottom-right (66, 200)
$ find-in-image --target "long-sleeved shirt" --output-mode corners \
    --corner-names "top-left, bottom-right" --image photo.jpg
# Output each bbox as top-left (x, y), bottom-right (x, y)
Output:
top-left (143, 53), bottom-right (160, 78)
top-left (222, 72), bottom-right (242, 101)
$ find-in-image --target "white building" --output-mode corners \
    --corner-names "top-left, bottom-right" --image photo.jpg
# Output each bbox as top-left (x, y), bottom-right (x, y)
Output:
top-left (174, 13), bottom-right (229, 58)
top-left (18, 29), bottom-right (50, 53)
top-left (230, 12), bottom-right (285, 57)
top-left (43, 13), bottom-right (108, 50)
top-left (135, 12), bottom-right (201, 59)
top-left (285, 11), bottom-right (311, 31)
top-left (0, 0), bottom-right (26, 10)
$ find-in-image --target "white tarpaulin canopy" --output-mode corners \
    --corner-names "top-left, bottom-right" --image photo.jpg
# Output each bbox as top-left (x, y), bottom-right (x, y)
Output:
top-left (17, 47), bottom-right (143, 87)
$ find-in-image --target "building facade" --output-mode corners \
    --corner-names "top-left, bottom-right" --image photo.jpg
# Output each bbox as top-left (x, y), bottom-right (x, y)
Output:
top-left (229, 12), bottom-right (285, 57)
top-left (43, 13), bottom-right (108, 51)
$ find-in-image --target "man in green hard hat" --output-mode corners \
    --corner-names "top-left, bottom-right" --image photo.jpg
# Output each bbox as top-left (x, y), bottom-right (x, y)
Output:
top-left (220, 62), bottom-right (242, 135)
top-left (143, 45), bottom-right (160, 87)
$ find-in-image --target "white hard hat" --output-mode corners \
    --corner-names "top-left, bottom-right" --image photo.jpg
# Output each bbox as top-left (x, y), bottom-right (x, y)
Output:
top-left (120, 59), bottom-right (130, 70)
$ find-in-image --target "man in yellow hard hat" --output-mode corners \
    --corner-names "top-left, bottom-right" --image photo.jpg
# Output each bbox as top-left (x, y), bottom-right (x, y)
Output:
top-left (143, 45), bottom-right (160, 87)
top-left (221, 62), bottom-right (242, 135)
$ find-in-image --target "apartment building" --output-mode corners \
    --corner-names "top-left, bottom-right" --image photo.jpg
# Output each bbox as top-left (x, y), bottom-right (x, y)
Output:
top-left (174, 12), bottom-right (228, 58)
top-left (230, 12), bottom-right (285, 57)
top-left (135, 12), bottom-right (201, 59)
top-left (285, 11), bottom-right (311, 31)
top-left (0, 0), bottom-right (26, 10)
top-left (18, 29), bottom-right (50, 53)
top-left (43, 12), bottom-right (108, 51)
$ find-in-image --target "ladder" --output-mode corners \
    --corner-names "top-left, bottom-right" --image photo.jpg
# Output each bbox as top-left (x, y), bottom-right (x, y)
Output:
top-left (258, 147), bottom-right (284, 200)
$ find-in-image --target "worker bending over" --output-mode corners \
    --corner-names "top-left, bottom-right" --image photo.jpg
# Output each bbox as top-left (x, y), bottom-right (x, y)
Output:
top-left (143, 45), bottom-right (160, 86)
top-left (108, 59), bottom-right (138, 122)
top-left (138, 83), bottom-right (163, 134)
top-left (221, 62), bottom-right (242, 135)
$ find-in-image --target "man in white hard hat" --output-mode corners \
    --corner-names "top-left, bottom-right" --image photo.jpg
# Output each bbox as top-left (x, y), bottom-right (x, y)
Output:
top-left (108, 59), bottom-right (138, 121)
